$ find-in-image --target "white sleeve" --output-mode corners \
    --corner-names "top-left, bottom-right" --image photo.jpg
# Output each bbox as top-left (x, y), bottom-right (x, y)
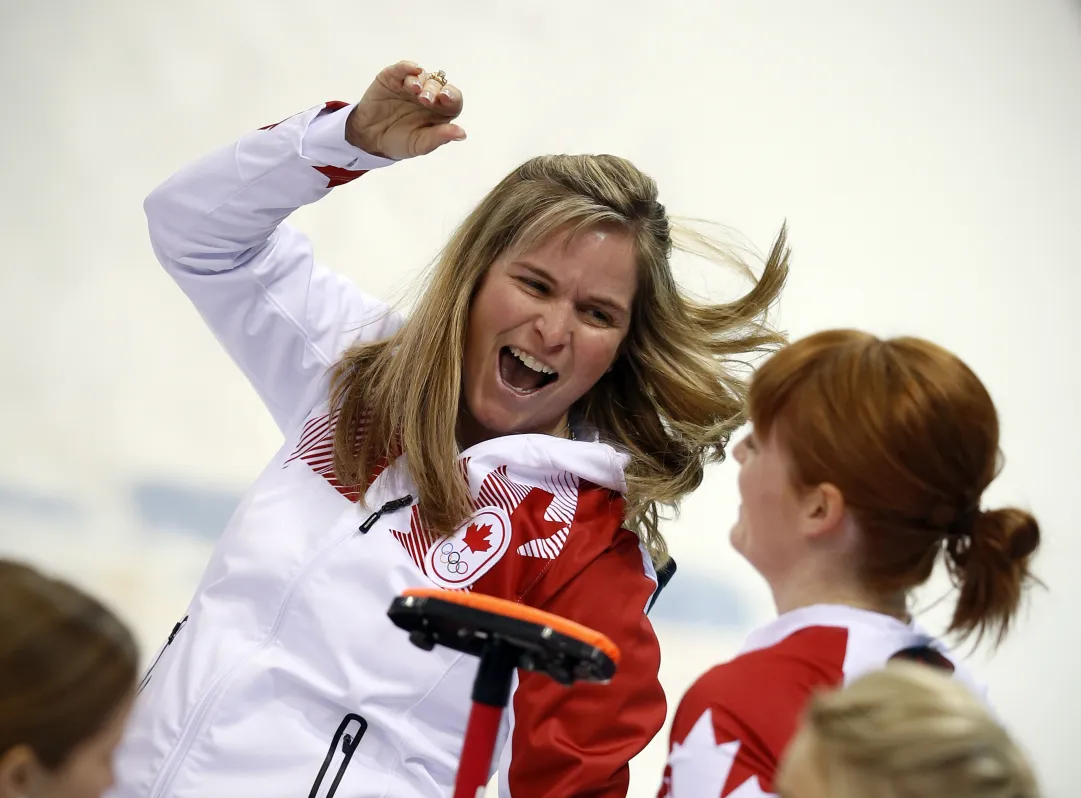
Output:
top-left (143, 101), bottom-right (405, 434)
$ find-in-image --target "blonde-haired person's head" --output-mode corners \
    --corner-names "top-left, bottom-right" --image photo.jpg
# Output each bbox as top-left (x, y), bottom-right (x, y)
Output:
top-left (331, 153), bottom-right (788, 560)
top-left (775, 662), bottom-right (1039, 798)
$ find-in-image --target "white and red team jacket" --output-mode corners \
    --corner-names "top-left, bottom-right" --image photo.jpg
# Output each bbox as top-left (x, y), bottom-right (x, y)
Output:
top-left (657, 604), bottom-right (987, 797)
top-left (109, 101), bottom-right (668, 798)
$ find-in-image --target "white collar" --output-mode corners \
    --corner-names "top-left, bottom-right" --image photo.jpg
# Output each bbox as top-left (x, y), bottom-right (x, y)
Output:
top-left (740, 603), bottom-right (925, 656)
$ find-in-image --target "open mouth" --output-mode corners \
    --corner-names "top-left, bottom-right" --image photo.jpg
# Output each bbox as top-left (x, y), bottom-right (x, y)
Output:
top-left (498, 346), bottom-right (559, 395)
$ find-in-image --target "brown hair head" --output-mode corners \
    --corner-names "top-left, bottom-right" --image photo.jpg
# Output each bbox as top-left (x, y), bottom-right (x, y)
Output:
top-left (749, 329), bottom-right (1040, 646)
top-left (0, 560), bottom-right (138, 767)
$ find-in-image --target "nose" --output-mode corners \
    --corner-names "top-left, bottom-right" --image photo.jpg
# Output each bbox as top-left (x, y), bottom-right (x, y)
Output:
top-left (533, 301), bottom-right (572, 349)
top-left (733, 437), bottom-right (748, 464)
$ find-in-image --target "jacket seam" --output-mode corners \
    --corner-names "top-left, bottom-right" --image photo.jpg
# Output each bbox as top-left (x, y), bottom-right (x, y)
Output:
top-left (377, 649), bottom-right (470, 797)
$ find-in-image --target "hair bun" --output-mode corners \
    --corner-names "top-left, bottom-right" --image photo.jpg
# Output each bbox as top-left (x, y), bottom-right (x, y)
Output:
top-left (965, 507), bottom-right (1039, 560)
top-left (946, 506), bottom-right (1041, 645)
top-left (1004, 512), bottom-right (1040, 560)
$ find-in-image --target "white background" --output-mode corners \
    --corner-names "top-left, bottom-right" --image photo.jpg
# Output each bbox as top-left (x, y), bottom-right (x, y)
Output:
top-left (1, 1), bottom-right (1079, 795)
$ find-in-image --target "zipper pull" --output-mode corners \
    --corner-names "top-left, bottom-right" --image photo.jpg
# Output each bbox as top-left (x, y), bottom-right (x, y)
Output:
top-left (358, 494), bottom-right (414, 534)
top-left (380, 494), bottom-right (415, 515)
top-left (167, 616), bottom-right (188, 644)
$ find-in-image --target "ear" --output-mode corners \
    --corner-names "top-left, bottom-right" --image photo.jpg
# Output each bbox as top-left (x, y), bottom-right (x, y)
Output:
top-left (0, 744), bottom-right (36, 798)
top-left (799, 482), bottom-right (846, 541)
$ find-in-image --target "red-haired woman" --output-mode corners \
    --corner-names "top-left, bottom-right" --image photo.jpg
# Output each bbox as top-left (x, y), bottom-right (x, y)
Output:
top-left (657, 329), bottom-right (1041, 798)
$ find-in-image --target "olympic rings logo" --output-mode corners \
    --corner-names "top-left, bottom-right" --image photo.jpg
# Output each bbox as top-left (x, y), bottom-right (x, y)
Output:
top-left (438, 541), bottom-right (468, 574)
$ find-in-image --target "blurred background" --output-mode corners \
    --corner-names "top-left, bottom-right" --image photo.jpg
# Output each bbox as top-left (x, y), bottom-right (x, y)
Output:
top-left (1, 1), bottom-right (1079, 794)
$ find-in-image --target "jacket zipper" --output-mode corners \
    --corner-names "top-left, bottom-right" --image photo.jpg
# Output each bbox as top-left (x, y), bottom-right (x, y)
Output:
top-left (308, 714), bottom-right (368, 798)
top-left (137, 616), bottom-right (188, 695)
top-left (148, 495), bottom-right (413, 798)
top-left (359, 494), bottom-right (412, 532)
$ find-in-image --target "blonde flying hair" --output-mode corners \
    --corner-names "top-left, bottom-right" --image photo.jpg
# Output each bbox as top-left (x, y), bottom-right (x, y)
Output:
top-left (798, 662), bottom-right (1040, 798)
top-left (331, 154), bottom-right (788, 562)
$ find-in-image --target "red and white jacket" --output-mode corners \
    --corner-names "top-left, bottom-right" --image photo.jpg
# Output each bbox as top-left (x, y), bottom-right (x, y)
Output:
top-left (657, 604), bottom-right (987, 797)
top-left (109, 101), bottom-right (666, 798)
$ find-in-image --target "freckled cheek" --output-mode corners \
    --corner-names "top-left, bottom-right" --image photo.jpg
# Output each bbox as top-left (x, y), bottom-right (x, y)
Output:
top-left (493, 290), bottom-right (543, 335)
top-left (467, 289), bottom-right (517, 351)
top-left (581, 328), bottom-right (625, 366)
top-left (736, 465), bottom-right (752, 498)
top-left (738, 471), bottom-right (770, 524)
top-left (462, 319), bottom-right (493, 401)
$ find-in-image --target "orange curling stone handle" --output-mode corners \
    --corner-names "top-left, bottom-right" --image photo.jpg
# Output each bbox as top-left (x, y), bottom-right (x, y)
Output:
top-left (387, 588), bottom-right (624, 798)
top-left (387, 587), bottom-right (621, 685)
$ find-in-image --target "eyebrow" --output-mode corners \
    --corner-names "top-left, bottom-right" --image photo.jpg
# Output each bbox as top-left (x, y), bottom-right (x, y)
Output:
top-left (515, 262), bottom-right (631, 317)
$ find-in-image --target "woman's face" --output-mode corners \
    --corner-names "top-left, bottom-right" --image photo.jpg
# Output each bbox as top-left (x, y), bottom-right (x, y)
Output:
top-left (461, 225), bottom-right (637, 442)
top-left (0, 693), bottom-right (133, 798)
top-left (730, 426), bottom-right (809, 582)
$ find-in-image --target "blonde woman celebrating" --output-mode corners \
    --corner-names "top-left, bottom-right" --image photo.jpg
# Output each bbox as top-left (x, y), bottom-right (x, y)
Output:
top-left (110, 61), bottom-right (788, 798)
top-left (775, 662), bottom-right (1041, 798)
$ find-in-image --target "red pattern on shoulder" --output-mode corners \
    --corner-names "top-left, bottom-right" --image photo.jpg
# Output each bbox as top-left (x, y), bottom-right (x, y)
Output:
top-left (284, 410), bottom-right (386, 500)
top-left (661, 625), bottom-right (850, 797)
top-left (286, 411), bottom-right (630, 600)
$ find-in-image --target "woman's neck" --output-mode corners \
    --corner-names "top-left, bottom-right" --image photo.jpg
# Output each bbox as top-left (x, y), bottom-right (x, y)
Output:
top-left (770, 573), bottom-right (909, 624)
top-left (456, 412), bottom-right (492, 450)
top-left (455, 410), bottom-right (572, 450)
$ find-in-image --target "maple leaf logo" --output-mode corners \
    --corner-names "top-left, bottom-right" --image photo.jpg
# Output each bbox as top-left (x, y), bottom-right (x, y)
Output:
top-left (462, 523), bottom-right (493, 554)
top-left (668, 710), bottom-right (771, 797)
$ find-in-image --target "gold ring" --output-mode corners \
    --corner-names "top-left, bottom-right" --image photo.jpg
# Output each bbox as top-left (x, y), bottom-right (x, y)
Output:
top-left (430, 70), bottom-right (448, 87)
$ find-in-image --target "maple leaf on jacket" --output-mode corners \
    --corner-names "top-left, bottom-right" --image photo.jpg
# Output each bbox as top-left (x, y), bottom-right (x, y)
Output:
top-left (462, 523), bottom-right (493, 554)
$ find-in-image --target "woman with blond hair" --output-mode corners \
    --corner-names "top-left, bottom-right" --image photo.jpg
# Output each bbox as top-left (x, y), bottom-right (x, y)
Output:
top-left (110, 61), bottom-right (788, 798)
top-left (775, 662), bottom-right (1041, 798)
top-left (0, 560), bottom-right (139, 798)
top-left (658, 329), bottom-right (1040, 797)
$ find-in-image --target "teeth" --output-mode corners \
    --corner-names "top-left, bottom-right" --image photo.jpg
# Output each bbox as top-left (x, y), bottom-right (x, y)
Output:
top-left (509, 347), bottom-right (555, 375)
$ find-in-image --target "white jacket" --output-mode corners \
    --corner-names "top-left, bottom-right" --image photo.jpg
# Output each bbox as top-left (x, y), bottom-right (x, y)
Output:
top-left (111, 101), bottom-right (667, 798)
